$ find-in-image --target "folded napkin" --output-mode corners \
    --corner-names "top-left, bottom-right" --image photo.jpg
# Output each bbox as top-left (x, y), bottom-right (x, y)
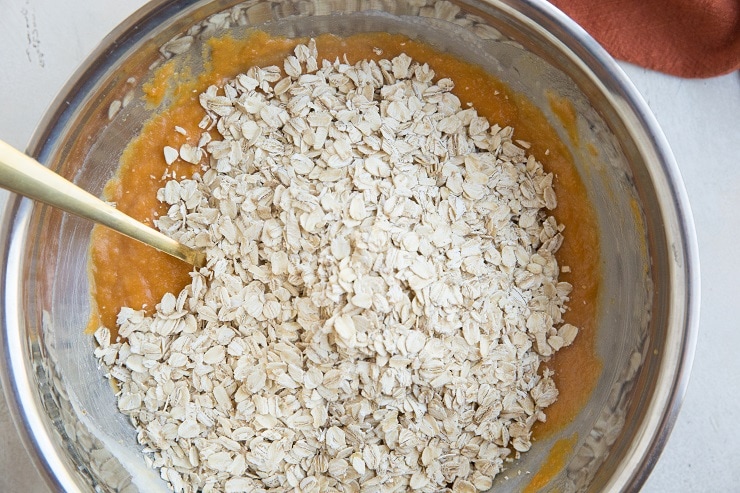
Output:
top-left (550, 0), bottom-right (740, 78)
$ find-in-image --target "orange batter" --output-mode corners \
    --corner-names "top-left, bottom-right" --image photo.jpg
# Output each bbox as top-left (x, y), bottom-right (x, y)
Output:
top-left (88, 31), bottom-right (602, 486)
top-left (523, 433), bottom-right (579, 493)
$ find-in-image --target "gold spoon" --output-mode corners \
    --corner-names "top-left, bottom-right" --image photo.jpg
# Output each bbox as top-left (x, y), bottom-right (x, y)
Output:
top-left (0, 139), bottom-right (206, 268)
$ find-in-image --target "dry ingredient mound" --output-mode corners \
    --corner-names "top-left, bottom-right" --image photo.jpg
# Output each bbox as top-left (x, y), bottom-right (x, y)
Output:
top-left (94, 40), bottom-right (579, 493)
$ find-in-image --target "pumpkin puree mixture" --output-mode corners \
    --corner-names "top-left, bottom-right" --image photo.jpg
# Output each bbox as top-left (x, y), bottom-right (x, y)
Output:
top-left (88, 31), bottom-right (601, 487)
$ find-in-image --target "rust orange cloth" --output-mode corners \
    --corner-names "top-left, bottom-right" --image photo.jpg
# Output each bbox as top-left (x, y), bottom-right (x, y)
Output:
top-left (549, 0), bottom-right (740, 78)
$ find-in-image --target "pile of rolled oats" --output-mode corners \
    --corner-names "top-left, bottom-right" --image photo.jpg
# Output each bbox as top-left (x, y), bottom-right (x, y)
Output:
top-left (94, 40), bottom-right (579, 493)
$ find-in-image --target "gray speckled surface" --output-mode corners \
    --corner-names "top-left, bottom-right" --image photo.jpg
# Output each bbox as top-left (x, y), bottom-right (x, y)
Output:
top-left (1, 1), bottom-right (739, 491)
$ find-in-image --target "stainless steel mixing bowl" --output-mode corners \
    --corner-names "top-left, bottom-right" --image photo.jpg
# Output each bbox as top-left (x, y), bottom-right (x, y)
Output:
top-left (0, 0), bottom-right (699, 491)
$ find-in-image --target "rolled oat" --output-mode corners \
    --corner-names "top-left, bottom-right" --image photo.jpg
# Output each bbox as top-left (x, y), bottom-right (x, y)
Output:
top-left (94, 40), bottom-right (577, 493)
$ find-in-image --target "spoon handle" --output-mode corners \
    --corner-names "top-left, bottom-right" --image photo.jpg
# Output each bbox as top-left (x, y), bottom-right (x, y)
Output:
top-left (0, 139), bottom-right (206, 268)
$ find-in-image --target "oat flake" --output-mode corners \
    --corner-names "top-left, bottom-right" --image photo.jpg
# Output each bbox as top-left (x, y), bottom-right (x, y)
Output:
top-left (94, 40), bottom-right (577, 493)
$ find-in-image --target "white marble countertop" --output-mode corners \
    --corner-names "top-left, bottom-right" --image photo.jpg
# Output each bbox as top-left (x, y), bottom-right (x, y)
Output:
top-left (0, 1), bottom-right (738, 491)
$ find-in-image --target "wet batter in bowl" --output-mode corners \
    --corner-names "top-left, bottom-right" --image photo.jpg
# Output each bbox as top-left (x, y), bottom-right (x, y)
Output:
top-left (90, 32), bottom-right (601, 492)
